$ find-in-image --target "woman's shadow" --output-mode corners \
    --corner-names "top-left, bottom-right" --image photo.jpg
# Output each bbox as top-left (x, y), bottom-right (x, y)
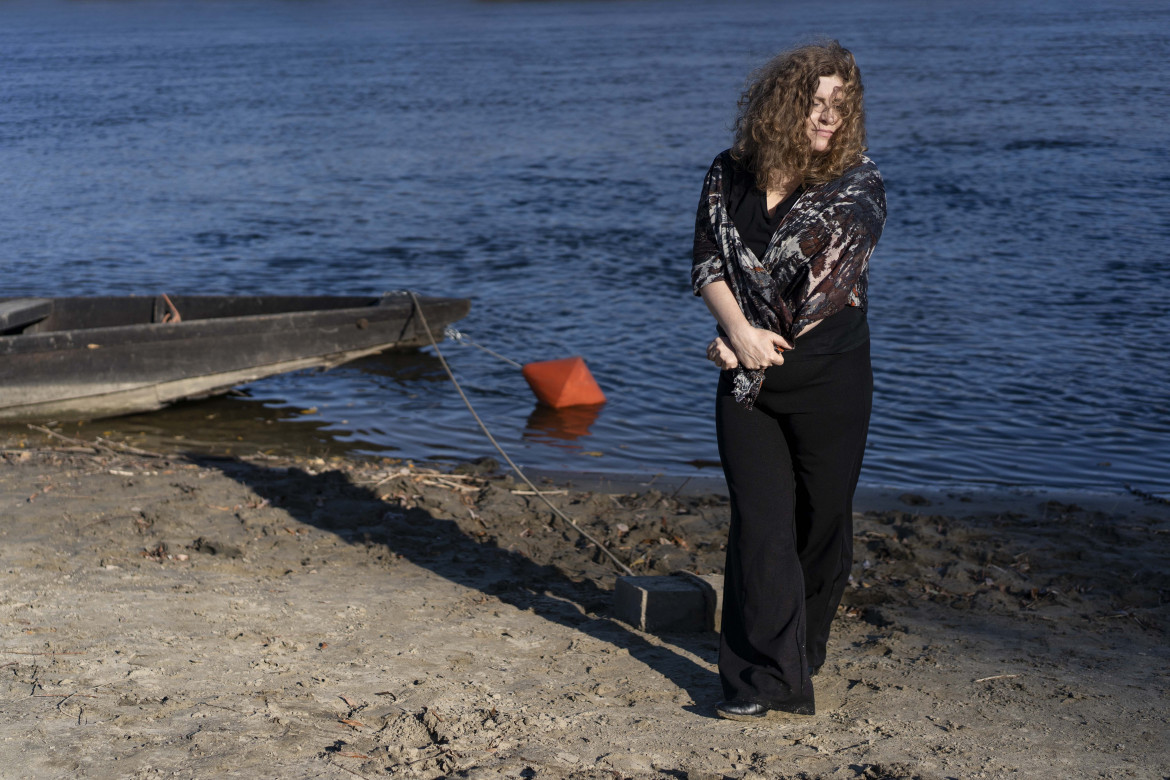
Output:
top-left (203, 456), bottom-right (721, 710)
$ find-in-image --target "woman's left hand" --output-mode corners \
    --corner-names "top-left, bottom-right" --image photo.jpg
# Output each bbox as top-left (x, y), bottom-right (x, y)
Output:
top-left (706, 336), bottom-right (739, 370)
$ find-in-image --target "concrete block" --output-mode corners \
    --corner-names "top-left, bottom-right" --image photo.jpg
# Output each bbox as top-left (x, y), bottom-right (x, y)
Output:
top-left (678, 572), bottom-right (723, 632)
top-left (613, 573), bottom-right (724, 633)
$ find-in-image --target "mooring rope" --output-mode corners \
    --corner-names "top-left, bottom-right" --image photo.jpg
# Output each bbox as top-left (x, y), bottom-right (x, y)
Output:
top-left (443, 325), bottom-right (523, 369)
top-left (409, 292), bottom-right (634, 577)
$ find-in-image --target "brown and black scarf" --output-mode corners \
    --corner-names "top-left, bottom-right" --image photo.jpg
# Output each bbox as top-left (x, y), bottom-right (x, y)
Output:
top-left (692, 150), bottom-right (887, 408)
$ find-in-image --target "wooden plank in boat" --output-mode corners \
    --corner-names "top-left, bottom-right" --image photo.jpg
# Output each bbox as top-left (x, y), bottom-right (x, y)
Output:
top-left (0, 298), bottom-right (52, 333)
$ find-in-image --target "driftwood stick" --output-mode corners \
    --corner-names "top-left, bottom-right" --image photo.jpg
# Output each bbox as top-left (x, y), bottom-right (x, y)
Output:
top-left (27, 425), bottom-right (107, 450)
top-left (2, 446), bottom-right (98, 455)
top-left (26, 425), bottom-right (165, 459)
top-left (95, 437), bottom-right (166, 459)
top-left (364, 469), bottom-right (411, 488)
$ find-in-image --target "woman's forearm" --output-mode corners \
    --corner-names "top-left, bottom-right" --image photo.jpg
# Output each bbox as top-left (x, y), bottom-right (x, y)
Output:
top-left (700, 280), bottom-right (791, 368)
top-left (699, 280), bottom-right (753, 339)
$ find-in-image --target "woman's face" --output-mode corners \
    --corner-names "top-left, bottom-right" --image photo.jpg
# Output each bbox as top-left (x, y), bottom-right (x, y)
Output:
top-left (807, 75), bottom-right (844, 154)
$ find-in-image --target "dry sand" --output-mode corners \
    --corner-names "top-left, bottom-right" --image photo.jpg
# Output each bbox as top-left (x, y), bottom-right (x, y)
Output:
top-left (1, 438), bottom-right (1167, 779)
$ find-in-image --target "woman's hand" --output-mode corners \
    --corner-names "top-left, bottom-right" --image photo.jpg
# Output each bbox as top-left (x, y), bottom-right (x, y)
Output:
top-left (706, 336), bottom-right (739, 370)
top-left (698, 281), bottom-right (792, 371)
top-left (726, 325), bottom-right (792, 370)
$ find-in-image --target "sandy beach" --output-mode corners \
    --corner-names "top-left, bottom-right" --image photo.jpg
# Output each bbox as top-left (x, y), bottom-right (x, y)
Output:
top-left (1, 436), bottom-right (1167, 779)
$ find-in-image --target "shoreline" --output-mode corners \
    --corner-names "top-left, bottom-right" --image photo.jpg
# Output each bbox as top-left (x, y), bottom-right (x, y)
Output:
top-left (1, 443), bottom-right (1167, 778)
top-left (9, 416), bottom-right (1166, 506)
top-left (10, 425), bottom-right (1165, 516)
top-left (509, 466), bottom-right (1170, 519)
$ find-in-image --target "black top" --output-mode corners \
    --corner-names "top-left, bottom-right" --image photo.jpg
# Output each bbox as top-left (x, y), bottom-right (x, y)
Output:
top-left (723, 157), bottom-right (869, 356)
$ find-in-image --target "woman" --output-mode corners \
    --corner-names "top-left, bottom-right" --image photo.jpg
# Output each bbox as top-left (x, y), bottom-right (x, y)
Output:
top-left (691, 40), bottom-right (885, 721)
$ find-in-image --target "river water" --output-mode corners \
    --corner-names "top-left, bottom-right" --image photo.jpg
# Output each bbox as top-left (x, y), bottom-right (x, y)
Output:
top-left (2, 0), bottom-right (1168, 494)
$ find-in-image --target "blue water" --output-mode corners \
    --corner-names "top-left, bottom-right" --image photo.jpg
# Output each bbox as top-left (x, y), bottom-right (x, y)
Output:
top-left (2, 0), bottom-right (1168, 494)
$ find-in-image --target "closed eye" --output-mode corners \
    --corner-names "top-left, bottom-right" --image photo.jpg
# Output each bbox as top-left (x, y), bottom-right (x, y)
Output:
top-left (813, 99), bottom-right (843, 115)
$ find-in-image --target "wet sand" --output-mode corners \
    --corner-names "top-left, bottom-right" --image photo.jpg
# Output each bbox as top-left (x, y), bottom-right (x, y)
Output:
top-left (1, 438), bottom-right (1167, 779)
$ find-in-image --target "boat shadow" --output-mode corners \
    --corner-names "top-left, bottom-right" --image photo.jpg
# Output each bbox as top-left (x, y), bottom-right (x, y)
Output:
top-left (201, 457), bottom-right (722, 711)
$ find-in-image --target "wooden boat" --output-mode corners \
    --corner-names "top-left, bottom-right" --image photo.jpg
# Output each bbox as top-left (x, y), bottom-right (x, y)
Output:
top-left (0, 292), bottom-right (469, 421)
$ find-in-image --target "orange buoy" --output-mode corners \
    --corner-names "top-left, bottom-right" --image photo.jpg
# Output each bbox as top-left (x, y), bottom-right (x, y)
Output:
top-left (521, 356), bottom-right (607, 408)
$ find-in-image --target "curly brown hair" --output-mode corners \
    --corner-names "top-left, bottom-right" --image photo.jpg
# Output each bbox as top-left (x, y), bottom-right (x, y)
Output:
top-left (731, 40), bottom-right (867, 189)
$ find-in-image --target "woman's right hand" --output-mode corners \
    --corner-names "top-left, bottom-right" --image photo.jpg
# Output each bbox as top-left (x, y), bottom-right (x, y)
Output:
top-left (697, 281), bottom-right (792, 369)
top-left (707, 336), bottom-right (739, 370)
top-left (727, 325), bottom-right (792, 370)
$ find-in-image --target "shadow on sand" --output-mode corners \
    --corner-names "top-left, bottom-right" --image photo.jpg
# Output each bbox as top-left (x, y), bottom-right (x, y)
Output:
top-left (201, 456), bottom-right (723, 712)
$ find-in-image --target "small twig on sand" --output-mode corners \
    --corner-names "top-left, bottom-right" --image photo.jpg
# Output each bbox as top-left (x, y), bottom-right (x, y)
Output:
top-left (668, 476), bottom-right (692, 501)
top-left (26, 425), bottom-right (165, 459)
top-left (363, 469), bottom-right (411, 488)
top-left (3, 650), bottom-right (84, 656)
top-left (327, 758), bottom-right (374, 779)
top-left (420, 479), bottom-right (478, 493)
top-left (94, 437), bottom-right (164, 458)
top-left (53, 691), bottom-right (82, 711)
top-left (974, 673), bottom-right (1020, 683)
top-left (2, 445), bottom-right (97, 456)
top-left (26, 425), bottom-right (109, 451)
top-left (1104, 611), bottom-right (1150, 629)
top-left (46, 681), bottom-right (115, 711)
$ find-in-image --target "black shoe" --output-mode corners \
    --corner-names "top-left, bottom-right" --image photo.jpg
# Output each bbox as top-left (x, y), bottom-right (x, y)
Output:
top-left (715, 698), bottom-right (815, 721)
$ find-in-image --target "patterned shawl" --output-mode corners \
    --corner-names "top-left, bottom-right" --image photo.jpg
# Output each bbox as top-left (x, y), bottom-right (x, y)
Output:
top-left (691, 151), bottom-right (886, 408)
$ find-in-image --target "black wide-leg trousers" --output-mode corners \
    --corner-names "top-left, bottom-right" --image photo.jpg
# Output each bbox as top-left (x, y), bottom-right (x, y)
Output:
top-left (715, 341), bottom-right (872, 711)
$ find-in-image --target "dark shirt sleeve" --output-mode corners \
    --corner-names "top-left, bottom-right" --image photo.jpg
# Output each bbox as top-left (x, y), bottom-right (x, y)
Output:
top-left (691, 157), bottom-right (725, 296)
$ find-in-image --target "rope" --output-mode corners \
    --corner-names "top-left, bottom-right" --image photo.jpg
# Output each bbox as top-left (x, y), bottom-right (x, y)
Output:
top-left (161, 293), bottom-right (182, 323)
top-left (444, 326), bottom-right (523, 369)
top-left (409, 292), bottom-right (634, 577)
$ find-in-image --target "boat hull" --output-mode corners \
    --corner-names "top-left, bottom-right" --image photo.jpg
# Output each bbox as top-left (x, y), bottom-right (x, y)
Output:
top-left (0, 292), bottom-right (469, 421)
